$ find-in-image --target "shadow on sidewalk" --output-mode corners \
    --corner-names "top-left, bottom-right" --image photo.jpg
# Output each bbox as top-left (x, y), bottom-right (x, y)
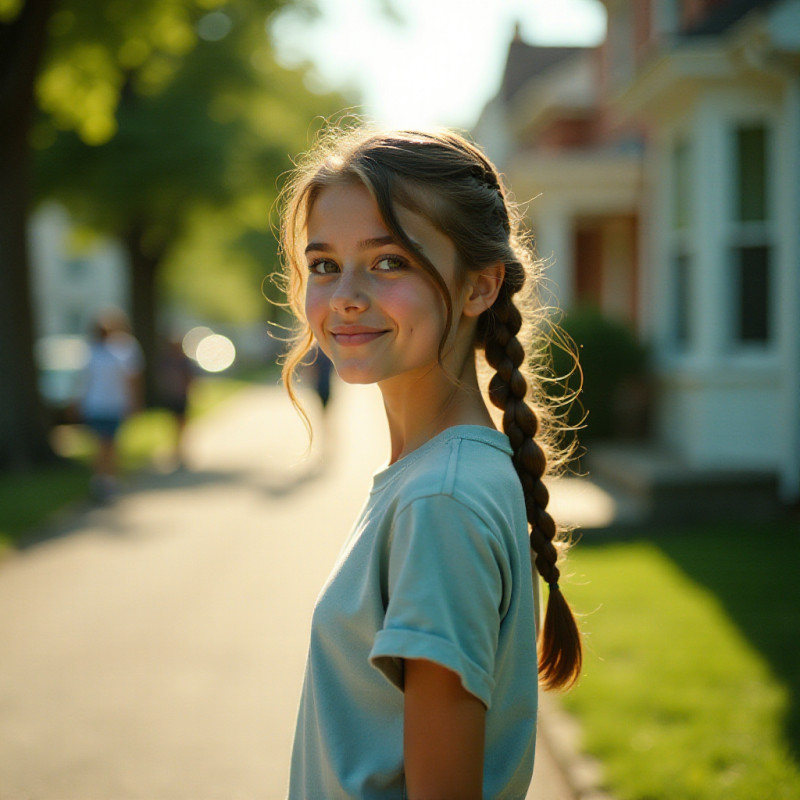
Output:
top-left (15, 460), bottom-right (328, 552)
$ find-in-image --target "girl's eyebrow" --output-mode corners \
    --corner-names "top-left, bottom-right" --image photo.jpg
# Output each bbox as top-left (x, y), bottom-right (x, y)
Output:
top-left (304, 235), bottom-right (400, 255)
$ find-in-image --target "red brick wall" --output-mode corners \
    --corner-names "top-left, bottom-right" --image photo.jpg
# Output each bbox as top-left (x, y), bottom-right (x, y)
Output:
top-left (538, 117), bottom-right (601, 150)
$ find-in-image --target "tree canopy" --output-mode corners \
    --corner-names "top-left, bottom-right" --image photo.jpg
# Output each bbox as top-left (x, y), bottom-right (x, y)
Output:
top-left (36, 0), bottom-right (347, 325)
top-left (0, 0), bottom-right (349, 466)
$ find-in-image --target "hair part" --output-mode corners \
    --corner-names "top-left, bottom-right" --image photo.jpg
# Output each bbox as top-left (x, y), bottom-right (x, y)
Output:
top-left (277, 121), bottom-right (582, 690)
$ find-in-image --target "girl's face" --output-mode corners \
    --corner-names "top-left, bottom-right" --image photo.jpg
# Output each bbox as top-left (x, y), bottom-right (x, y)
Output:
top-left (304, 181), bottom-right (469, 391)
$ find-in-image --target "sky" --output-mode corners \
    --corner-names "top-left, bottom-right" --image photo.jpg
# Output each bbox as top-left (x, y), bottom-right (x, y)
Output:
top-left (270, 0), bottom-right (607, 130)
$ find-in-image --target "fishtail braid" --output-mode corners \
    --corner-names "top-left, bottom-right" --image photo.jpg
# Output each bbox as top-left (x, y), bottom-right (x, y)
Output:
top-left (483, 285), bottom-right (582, 691)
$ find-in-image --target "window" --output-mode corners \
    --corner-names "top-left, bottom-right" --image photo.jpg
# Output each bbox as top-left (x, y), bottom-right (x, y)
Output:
top-left (66, 308), bottom-right (84, 335)
top-left (672, 140), bottom-right (690, 231)
top-left (730, 123), bottom-right (772, 345)
top-left (669, 138), bottom-right (692, 349)
top-left (673, 252), bottom-right (691, 345)
top-left (733, 245), bottom-right (770, 342)
top-left (66, 258), bottom-right (89, 280)
top-left (736, 126), bottom-right (767, 222)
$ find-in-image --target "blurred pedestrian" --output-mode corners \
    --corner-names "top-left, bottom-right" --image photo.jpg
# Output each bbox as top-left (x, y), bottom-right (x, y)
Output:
top-left (306, 344), bottom-right (336, 464)
top-left (156, 336), bottom-right (195, 469)
top-left (310, 344), bottom-right (334, 411)
top-left (79, 309), bottom-right (143, 501)
top-left (279, 127), bottom-right (583, 798)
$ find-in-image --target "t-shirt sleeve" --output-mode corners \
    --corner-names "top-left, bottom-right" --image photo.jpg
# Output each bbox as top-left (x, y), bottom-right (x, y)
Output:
top-left (368, 494), bottom-right (510, 709)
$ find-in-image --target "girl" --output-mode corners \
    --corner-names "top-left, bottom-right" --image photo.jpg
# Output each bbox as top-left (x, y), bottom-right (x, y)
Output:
top-left (280, 126), bottom-right (581, 799)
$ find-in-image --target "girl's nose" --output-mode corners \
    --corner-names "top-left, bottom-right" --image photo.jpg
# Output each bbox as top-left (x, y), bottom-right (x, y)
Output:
top-left (330, 269), bottom-right (369, 313)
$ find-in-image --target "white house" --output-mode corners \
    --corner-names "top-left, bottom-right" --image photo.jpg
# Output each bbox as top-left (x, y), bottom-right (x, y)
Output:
top-left (29, 202), bottom-right (130, 338)
top-left (28, 203), bottom-right (132, 406)
top-left (474, 1), bottom-right (800, 508)
top-left (602, 0), bottom-right (800, 503)
top-left (474, 32), bottom-right (644, 324)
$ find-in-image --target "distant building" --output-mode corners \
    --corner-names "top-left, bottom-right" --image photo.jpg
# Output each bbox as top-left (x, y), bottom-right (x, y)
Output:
top-left (474, 1), bottom-right (800, 505)
top-left (29, 202), bottom-right (130, 338)
top-left (474, 26), bottom-right (643, 326)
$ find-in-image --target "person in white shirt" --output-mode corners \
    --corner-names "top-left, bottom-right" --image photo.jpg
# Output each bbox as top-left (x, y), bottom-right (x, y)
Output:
top-left (79, 309), bottom-right (143, 500)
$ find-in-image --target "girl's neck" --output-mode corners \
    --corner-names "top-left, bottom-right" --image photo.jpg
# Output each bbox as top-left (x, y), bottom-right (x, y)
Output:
top-left (379, 352), bottom-right (494, 465)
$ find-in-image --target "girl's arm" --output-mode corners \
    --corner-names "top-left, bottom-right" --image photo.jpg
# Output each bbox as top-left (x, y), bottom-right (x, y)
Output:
top-left (404, 658), bottom-right (486, 800)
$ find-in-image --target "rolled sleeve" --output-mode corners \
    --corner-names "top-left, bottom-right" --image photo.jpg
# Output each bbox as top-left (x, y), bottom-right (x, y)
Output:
top-left (369, 494), bottom-right (510, 709)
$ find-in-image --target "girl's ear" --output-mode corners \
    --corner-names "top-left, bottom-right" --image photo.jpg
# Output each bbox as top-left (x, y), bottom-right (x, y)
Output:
top-left (462, 263), bottom-right (505, 318)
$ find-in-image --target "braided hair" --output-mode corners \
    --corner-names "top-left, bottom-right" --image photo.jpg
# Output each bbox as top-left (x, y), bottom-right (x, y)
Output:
top-left (280, 124), bottom-right (582, 691)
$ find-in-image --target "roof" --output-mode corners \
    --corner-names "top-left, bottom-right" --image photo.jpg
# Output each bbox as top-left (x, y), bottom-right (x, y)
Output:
top-left (500, 38), bottom-right (587, 103)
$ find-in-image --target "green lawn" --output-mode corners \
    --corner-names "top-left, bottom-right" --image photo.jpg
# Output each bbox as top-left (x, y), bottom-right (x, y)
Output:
top-left (560, 521), bottom-right (800, 800)
top-left (0, 462), bottom-right (92, 550)
top-left (0, 372), bottom-right (273, 552)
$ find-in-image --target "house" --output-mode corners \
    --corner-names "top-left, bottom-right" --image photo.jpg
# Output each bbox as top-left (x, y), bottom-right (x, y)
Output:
top-left (474, 1), bottom-right (800, 510)
top-left (29, 203), bottom-right (131, 408)
top-left (29, 202), bottom-right (130, 338)
top-left (474, 27), bottom-right (643, 325)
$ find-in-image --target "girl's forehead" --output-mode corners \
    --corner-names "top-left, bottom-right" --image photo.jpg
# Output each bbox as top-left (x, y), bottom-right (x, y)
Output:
top-left (305, 182), bottom-right (387, 239)
top-left (305, 182), bottom-right (457, 275)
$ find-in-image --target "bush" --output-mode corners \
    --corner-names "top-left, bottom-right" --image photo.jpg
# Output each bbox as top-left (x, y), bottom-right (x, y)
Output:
top-left (550, 306), bottom-right (649, 441)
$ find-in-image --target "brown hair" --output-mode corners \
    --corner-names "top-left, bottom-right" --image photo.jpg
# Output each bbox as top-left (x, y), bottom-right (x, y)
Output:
top-left (278, 124), bottom-right (582, 691)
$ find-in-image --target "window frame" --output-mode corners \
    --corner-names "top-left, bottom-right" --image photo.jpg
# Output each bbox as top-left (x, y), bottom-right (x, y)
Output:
top-left (724, 118), bottom-right (776, 352)
top-left (666, 134), bottom-right (693, 352)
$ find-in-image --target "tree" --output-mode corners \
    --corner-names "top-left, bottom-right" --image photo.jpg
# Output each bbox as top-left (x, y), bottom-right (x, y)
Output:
top-left (1, 0), bottom-right (232, 466)
top-left (0, 0), bottom-right (58, 468)
top-left (37, 3), bottom-right (347, 401)
top-left (0, 0), bottom-right (345, 466)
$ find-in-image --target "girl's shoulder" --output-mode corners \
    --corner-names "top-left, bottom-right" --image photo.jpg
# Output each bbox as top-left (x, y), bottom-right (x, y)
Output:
top-left (391, 425), bottom-right (524, 523)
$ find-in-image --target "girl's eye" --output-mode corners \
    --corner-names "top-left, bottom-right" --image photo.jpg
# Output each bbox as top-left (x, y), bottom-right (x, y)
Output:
top-left (308, 258), bottom-right (339, 275)
top-left (374, 255), bottom-right (408, 272)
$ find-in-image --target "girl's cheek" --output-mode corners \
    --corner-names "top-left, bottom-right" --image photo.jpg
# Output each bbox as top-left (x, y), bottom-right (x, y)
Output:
top-left (389, 282), bottom-right (447, 327)
top-left (304, 288), bottom-right (327, 335)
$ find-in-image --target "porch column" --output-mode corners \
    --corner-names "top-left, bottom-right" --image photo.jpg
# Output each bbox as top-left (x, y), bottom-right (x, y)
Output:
top-left (689, 102), bottom-right (727, 362)
top-left (533, 201), bottom-right (574, 311)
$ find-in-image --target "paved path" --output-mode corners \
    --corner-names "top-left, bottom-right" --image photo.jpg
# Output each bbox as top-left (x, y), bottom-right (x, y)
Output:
top-left (0, 383), bottom-right (605, 799)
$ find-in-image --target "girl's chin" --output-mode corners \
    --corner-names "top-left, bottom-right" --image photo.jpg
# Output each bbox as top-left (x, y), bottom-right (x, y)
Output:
top-left (337, 375), bottom-right (377, 386)
top-left (331, 364), bottom-right (384, 385)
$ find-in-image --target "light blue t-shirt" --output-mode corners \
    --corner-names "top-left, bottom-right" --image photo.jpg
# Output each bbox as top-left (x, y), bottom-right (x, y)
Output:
top-left (288, 426), bottom-right (538, 799)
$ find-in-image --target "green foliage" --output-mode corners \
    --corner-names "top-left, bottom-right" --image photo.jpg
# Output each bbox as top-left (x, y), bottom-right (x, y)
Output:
top-left (0, 462), bottom-right (91, 549)
top-left (0, 0), bottom-right (23, 23)
top-left (34, 0), bottom-right (349, 324)
top-left (562, 524), bottom-right (800, 800)
top-left (0, 0), bottom-right (350, 468)
top-left (551, 306), bottom-right (649, 440)
top-left (159, 208), bottom-right (268, 324)
top-left (35, 0), bottom-right (235, 146)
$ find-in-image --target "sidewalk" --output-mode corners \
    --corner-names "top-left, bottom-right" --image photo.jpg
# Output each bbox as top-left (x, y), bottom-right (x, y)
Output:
top-left (0, 382), bottom-right (612, 799)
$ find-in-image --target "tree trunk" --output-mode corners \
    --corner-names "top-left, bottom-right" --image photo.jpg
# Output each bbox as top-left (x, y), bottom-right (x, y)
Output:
top-left (125, 225), bottom-right (162, 407)
top-left (0, 0), bottom-right (58, 469)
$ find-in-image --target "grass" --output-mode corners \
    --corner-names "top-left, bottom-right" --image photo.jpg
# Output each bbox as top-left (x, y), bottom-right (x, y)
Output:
top-left (0, 371), bottom-right (272, 551)
top-left (0, 462), bottom-right (92, 550)
top-left (560, 521), bottom-right (800, 800)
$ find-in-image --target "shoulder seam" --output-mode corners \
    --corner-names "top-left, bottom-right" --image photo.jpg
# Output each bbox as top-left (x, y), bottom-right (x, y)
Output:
top-left (394, 493), bottom-right (507, 550)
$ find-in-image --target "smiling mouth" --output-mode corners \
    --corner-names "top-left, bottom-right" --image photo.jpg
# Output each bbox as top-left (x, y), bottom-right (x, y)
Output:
top-left (331, 330), bottom-right (388, 346)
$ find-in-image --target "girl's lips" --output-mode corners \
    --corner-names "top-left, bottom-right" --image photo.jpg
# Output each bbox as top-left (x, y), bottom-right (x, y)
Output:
top-left (331, 330), bottom-right (388, 347)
